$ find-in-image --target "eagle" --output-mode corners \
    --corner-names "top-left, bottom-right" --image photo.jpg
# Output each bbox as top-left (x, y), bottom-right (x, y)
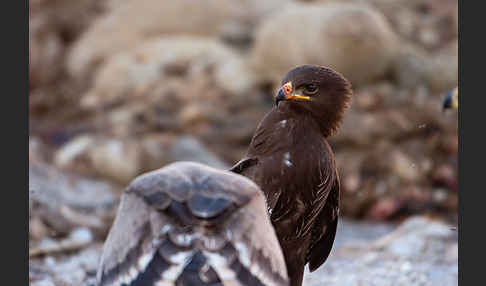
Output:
top-left (231, 65), bottom-right (352, 286)
top-left (96, 161), bottom-right (289, 286)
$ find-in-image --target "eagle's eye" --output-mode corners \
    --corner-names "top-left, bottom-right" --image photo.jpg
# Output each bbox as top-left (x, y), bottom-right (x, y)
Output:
top-left (304, 84), bottom-right (318, 95)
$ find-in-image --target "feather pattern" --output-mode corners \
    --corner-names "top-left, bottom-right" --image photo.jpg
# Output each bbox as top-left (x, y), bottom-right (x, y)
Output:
top-left (230, 65), bottom-right (351, 286)
top-left (97, 162), bottom-right (289, 286)
top-left (231, 112), bottom-right (340, 286)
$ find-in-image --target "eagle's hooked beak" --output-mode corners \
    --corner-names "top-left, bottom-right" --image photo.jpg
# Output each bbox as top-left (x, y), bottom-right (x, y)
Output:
top-left (275, 82), bottom-right (311, 106)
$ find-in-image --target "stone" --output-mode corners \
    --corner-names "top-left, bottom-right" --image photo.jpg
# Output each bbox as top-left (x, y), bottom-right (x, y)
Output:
top-left (86, 138), bottom-right (142, 185)
top-left (80, 36), bottom-right (255, 111)
top-left (67, 0), bottom-right (289, 77)
top-left (304, 216), bottom-right (457, 286)
top-left (167, 135), bottom-right (229, 169)
top-left (29, 160), bottom-right (118, 234)
top-left (392, 41), bottom-right (458, 93)
top-left (251, 2), bottom-right (398, 87)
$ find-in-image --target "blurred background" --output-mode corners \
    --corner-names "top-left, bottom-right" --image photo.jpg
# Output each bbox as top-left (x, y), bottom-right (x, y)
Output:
top-left (29, 0), bottom-right (458, 285)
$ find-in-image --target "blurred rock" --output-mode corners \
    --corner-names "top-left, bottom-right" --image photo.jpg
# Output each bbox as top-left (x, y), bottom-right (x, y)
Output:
top-left (424, 40), bottom-right (458, 93)
top-left (54, 135), bottom-right (95, 168)
top-left (366, 0), bottom-right (458, 51)
top-left (167, 135), bottom-right (230, 169)
top-left (80, 36), bottom-right (255, 110)
top-left (65, 36), bottom-right (270, 163)
top-left (30, 217), bottom-right (49, 241)
top-left (67, 0), bottom-right (289, 77)
top-left (30, 0), bottom-right (105, 42)
top-left (53, 134), bottom-right (229, 184)
top-left (438, 134), bottom-right (458, 155)
top-left (251, 2), bottom-right (398, 87)
top-left (29, 0), bottom-right (105, 88)
top-left (29, 21), bottom-right (63, 89)
top-left (334, 86), bottom-right (457, 147)
top-left (30, 227), bottom-right (94, 257)
top-left (389, 150), bottom-right (420, 182)
top-left (30, 279), bottom-right (56, 286)
top-left (87, 139), bottom-right (142, 185)
top-left (29, 0), bottom-right (458, 222)
top-left (366, 197), bottom-right (402, 221)
top-left (29, 0), bottom-right (109, 118)
top-left (333, 88), bottom-right (458, 218)
top-left (30, 137), bottom-right (52, 163)
top-left (124, 134), bottom-right (230, 172)
top-left (391, 44), bottom-right (430, 90)
top-left (371, 216), bottom-right (453, 256)
top-left (29, 216), bottom-right (456, 286)
top-left (431, 164), bottom-right (457, 192)
top-left (298, 0), bottom-right (458, 93)
top-left (53, 135), bottom-right (142, 184)
top-left (29, 160), bottom-right (118, 235)
top-left (29, 244), bottom-right (103, 286)
top-left (391, 41), bottom-right (457, 93)
top-left (304, 216), bottom-right (457, 286)
top-left (138, 134), bottom-right (175, 171)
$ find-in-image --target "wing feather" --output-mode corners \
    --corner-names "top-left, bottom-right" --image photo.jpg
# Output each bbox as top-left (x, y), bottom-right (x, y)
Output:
top-left (306, 174), bottom-right (340, 272)
top-left (96, 192), bottom-right (162, 286)
top-left (97, 162), bottom-right (289, 286)
top-left (225, 191), bottom-right (289, 286)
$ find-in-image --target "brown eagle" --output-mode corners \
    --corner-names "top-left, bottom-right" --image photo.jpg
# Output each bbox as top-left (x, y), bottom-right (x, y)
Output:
top-left (96, 161), bottom-right (289, 286)
top-left (231, 65), bottom-right (352, 286)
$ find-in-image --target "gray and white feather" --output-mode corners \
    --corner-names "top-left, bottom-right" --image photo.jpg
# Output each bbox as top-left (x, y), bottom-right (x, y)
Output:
top-left (96, 161), bottom-right (289, 286)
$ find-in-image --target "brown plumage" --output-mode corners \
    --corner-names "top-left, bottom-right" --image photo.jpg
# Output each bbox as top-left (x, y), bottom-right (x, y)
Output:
top-left (231, 65), bottom-right (352, 286)
top-left (96, 161), bottom-right (289, 286)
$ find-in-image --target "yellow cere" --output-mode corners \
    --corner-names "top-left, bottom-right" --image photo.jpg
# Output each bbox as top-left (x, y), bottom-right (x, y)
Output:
top-left (289, 94), bottom-right (311, 100)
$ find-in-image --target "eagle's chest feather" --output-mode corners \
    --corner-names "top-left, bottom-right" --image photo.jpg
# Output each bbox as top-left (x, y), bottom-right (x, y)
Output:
top-left (248, 118), bottom-right (336, 238)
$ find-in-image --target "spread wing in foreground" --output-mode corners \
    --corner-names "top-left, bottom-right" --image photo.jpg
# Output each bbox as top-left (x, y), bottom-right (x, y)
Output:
top-left (96, 161), bottom-right (289, 286)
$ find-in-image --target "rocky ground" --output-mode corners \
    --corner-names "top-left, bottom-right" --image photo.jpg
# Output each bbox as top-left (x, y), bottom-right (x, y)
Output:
top-left (28, 152), bottom-right (457, 286)
top-left (29, 214), bottom-right (457, 286)
top-left (305, 217), bottom-right (458, 286)
top-left (30, 0), bottom-right (458, 220)
top-left (29, 0), bottom-right (458, 284)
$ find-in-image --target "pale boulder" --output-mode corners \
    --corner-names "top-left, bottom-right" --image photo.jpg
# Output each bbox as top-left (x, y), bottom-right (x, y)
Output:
top-left (251, 2), bottom-right (398, 86)
top-left (67, 0), bottom-right (288, 77)
top-left (81, 36), bottom-right (255, 110)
